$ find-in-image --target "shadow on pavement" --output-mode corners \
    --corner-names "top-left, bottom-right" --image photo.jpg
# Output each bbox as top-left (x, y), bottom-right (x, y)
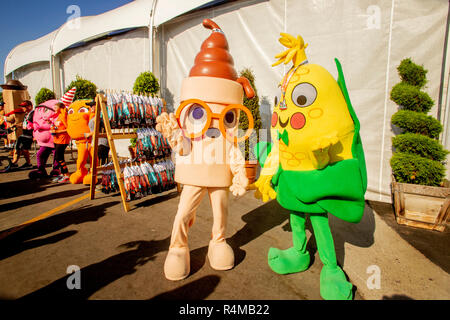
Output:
top-left (0, 201), bottom-right (118, 260)
top-left (0, 188), bottom-right (89, 212)
top-left (368, 200), bottom-right (450, 274)
top-left (382, 294), bottom-right (414, 300)
top-left (328, 202), bottom-right (376, 267)
top-left (150, 275), bottom-right (220, 300)
top-left (0, 178), bottom-right (77, 200)
top-left (19, 237), bottom-right (170, 300)
top-left (189, 200), bottom-right (289, 276)
top-left (135, 191), bottom-right (180, 208)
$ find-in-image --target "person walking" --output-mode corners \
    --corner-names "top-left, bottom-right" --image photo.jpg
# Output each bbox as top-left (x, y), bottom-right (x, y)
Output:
top-left (1, 100), bottom-right (34, 172)
top-left (0, 102), bottom-right (9, 149)
top-left (50, 97), bottom-right (73, 182)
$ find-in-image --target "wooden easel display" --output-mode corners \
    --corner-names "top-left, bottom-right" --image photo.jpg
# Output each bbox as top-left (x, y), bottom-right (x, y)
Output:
top-left (89, 92), bottom-right (178, 212)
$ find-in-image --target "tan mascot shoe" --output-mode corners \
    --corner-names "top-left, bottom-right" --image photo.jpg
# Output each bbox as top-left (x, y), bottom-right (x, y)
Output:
top-left (164, 247), bottom-right (190, 281)
top-left (207, 240), bottom-right (235, 270)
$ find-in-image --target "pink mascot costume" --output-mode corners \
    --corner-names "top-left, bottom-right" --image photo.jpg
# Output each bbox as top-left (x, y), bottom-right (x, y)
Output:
top-left (28, 90), bottom-right (75, 179)
top-left (28, 100), bottom-right (59, 179)
top-left (156, 19), bottom-right (255, 281)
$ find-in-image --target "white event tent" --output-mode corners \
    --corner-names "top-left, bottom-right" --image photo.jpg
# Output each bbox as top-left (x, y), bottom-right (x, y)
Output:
top-left (4, 0), bottom-right (450, 203)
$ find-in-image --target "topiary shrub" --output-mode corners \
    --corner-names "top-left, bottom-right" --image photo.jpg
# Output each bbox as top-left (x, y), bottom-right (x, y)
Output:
top-left (0, 91), bottom-right (3, 104)
top-left (390, 58), bottom-right (448, 186)
top-left (392, 133), bottom-right (448, 162)
top-left (238, 68), bottom-right (262, 161)
top-left (390, 82), bottom-right (433, 113)
top-left (391, 152), bottom-right (445, 186)
top-left (35, 87), bottom-right (56, 105)
top-left (65, 75), bottom-right (97, 101)
top-left (397, 58), bottom-right (427, 88)
top-left (133, 71), bottom-right (160, 96)
top-left (391, 110), bottom-right (442, 139)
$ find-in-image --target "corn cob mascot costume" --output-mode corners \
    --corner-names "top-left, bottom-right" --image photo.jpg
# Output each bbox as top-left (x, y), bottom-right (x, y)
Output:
top-left (253, 33), bottom-right (367, 300)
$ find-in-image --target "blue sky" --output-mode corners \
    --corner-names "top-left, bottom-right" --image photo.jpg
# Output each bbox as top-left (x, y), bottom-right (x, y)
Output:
top-left (0, 0), bottom-right (134, 85)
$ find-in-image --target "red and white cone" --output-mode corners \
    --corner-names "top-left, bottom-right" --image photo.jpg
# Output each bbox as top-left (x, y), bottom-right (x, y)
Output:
top-left (60, 87), bottom-right (76, 107)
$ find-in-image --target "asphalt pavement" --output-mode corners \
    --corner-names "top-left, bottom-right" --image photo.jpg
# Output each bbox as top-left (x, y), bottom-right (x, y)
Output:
top-left (0, 146), bottom-right (449, 301)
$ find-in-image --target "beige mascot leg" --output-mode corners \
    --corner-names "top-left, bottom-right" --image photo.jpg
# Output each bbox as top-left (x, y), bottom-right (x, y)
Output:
top-left (164, 185), bottom-right (207, 281)
top-left (207, 187), bottom-right (234, 270)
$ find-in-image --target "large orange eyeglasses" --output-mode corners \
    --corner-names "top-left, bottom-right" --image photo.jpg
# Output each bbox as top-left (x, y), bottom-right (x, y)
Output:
top-left (175, 99), bottom-right (254, 143)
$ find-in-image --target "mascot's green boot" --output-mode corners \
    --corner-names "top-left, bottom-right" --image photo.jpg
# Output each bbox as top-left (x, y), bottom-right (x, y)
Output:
top-left (268, 213), bottom-right (310, 274)
top-left (268, 212), bottom-right (353, 300)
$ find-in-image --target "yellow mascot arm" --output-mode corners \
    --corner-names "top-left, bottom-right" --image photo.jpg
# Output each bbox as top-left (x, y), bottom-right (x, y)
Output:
top-left (252, 146), bottom-right (279, 202)
top-left (156, 112), bottom-right (190, 156)
top-left (309, 130), bottom-right (339, 170)
top-left (229, 145), bottom-right (249, 197)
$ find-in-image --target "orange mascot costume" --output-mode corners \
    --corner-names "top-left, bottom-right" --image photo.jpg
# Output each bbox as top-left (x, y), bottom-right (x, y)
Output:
top-left (67, 99), bottom-right (97, 184)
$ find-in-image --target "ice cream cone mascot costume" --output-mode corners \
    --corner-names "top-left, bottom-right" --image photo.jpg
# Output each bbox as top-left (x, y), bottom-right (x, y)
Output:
top-left (156, 19), bottom-right (255, 281)
top-left (66, 96), bottom-right (97, 185)
top-left (252, 33), bottom-right (367, 300)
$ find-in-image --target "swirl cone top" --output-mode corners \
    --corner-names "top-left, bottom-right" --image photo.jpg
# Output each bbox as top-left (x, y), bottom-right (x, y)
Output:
top-left (189, 19), bottom-right (237, 80)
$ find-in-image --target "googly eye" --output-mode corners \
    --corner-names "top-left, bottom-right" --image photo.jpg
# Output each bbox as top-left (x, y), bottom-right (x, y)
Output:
top-left (223, 110), bottom-right (237, 128)
top-left (188, 104), bottom-right (207, 124)
top-left (291, 82), bottom-right (317, 108)
top-left (78, 107), bottom-right (89, 113)
top-left (274, 91), bottom-right (281, 108)
top-left (68, 108), bottom-right (74, 115)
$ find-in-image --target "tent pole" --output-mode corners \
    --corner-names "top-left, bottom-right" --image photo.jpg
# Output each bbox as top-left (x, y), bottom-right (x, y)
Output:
top-left (438, 1), bottom-right (450, 124)
top-left (50, 24), bottom-right (64, 98)
top-left (149, 0), bottom-right (158, 73)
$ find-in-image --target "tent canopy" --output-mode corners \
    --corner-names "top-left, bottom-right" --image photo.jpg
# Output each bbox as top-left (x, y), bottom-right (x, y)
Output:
top-left (4, 0), bottom-right (215, 77)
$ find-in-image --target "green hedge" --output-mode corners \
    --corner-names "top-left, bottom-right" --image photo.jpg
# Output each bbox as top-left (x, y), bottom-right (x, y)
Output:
top-left (392, 133), bottom-right (448, 162)
top-left (238, 68), bottom-right (262, 161)
top-left (133, 72), bottom-right (160, 96)
top-left (397, 58), bottom-right (427, 88)
top-left (390, 82), bottom-right (433, 113)
top-left (65, 75), bottom-right (97, 101)
top-left (35, 87), bottom-right (56, 105)
top-left (391, 110), bottom-right (442, 139)
top-left (390, 152), bottom-right (445, 186)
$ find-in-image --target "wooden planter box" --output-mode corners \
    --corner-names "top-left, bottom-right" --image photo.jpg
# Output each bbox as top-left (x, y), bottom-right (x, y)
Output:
top-left (391, 176), bottom-right (450, 232)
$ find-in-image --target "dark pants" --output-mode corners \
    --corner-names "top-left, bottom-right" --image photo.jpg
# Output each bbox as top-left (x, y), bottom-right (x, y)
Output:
top-left (54, 144), bottom-right (69, 174)
top-left (36, 146), bottom-right (56, 172)
top-left (15, 135), bottom-right (33, 151)
top-left (98, 145), bottom-right (110, 165)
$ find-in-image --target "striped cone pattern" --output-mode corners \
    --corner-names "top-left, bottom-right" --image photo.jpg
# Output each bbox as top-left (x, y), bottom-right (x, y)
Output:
top-left (60, 87), bottom-right (76, 107)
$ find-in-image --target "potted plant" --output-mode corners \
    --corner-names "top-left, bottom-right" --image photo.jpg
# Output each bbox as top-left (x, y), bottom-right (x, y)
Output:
top-left (133, 71), bottom-right (160, 97)
top-left (65, 75), bottom-right (97, 100)
top-left (390, 58), bottom-right (450, 231)
top-left (35, 87), bottom-right (55, 105)
top-left (238, 68), bottom-right (262, 184)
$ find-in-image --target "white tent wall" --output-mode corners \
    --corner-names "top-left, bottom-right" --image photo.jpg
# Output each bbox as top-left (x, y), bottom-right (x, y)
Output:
top-left (59, 28), bottom-right (150, 93)
top-left (3, 0), bottom-right (448, 202)
top-left (13, 61), bottom-right (52, 104)
top-left (159, 0), bottom-right (449, 203)
top-left (58, 27), bottom-right (150, 157)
